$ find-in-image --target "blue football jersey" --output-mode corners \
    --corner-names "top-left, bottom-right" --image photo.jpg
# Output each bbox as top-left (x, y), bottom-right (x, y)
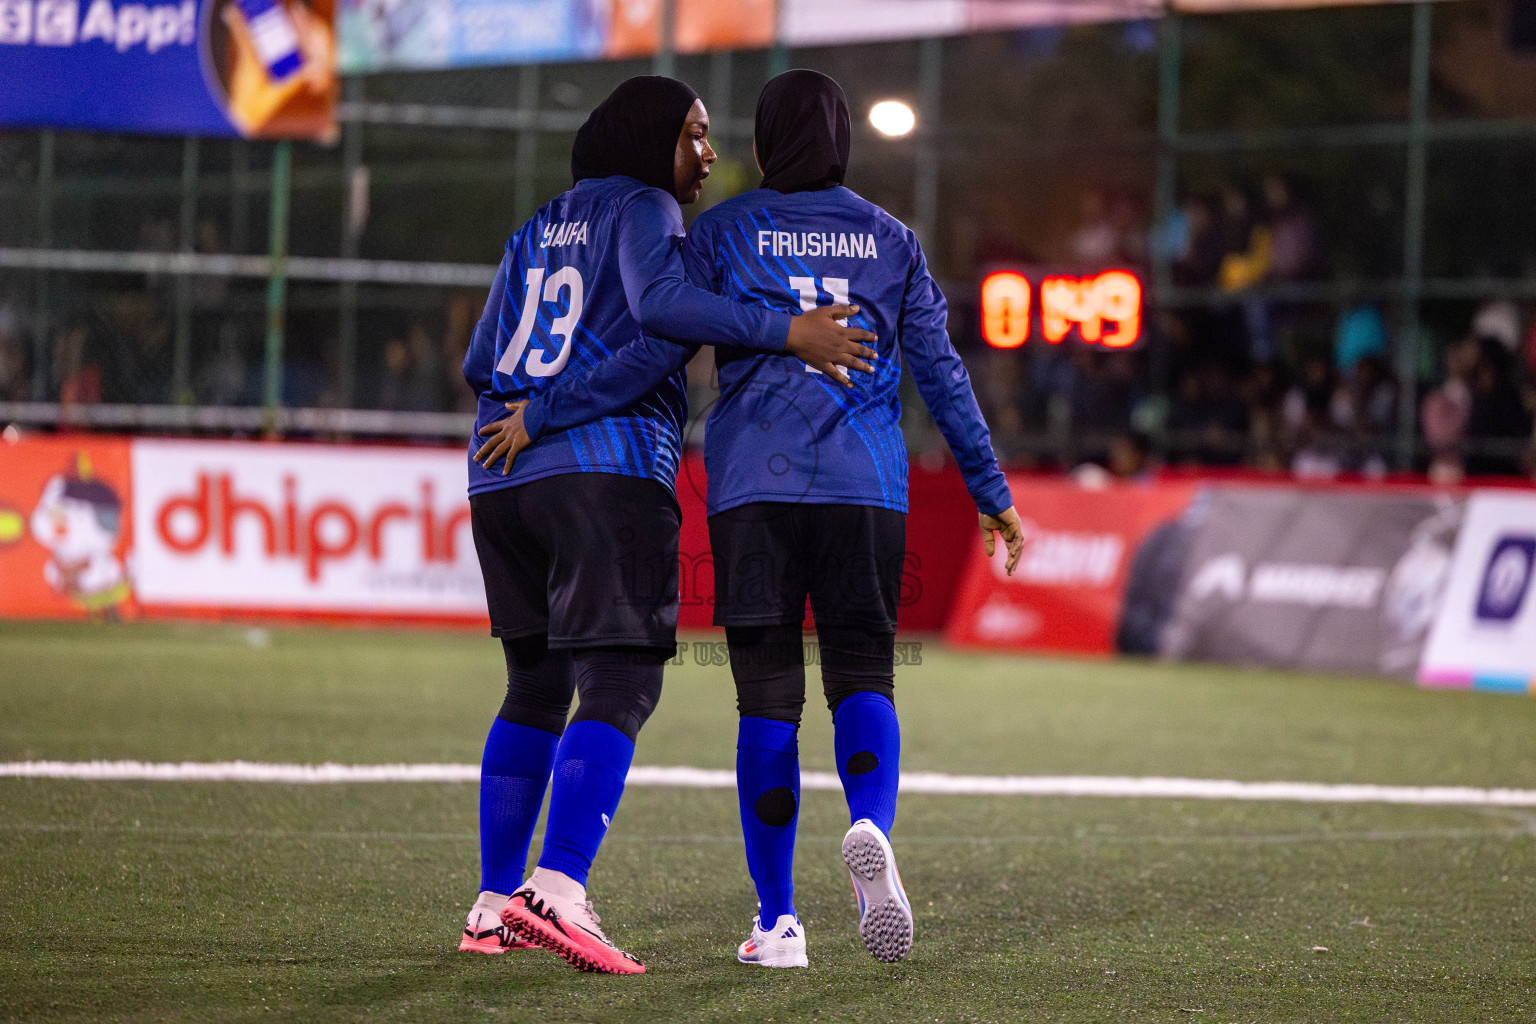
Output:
top-left (462, 175), bottom-right (789, 498)
top-left (521, 185), bottom-right (1011, 518)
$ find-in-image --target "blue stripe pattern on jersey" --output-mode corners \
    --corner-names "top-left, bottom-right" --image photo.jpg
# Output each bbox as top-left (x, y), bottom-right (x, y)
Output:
top-left (689, 187), bottom-right (1006, 516)
top-left (462, 177), bottom-right (689, 496)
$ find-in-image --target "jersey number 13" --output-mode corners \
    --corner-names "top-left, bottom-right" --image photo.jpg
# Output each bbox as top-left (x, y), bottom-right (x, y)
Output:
top-left (495, 266), bottom-right (585, 378)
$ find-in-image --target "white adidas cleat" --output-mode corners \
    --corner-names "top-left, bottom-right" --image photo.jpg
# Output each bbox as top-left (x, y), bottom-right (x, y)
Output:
top-left (841, 819), bottom-right (913, 962)
top-left (736, 913), bottom-right (809, 968)
top-left (459, 891), bottom-right (537, 953)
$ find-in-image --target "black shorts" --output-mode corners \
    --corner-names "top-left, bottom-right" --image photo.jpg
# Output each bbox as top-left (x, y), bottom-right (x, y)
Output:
top-left (470, 473), bottom-right (680, 652)
top-left (708, 502), bottom-right (905, 631)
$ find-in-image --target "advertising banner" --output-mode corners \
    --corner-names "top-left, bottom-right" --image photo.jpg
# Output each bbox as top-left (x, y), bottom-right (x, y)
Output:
top-left (1161, 488), bottom-right (1463, 678)
top-left (943, 478), bottom-right (1198, 655)
top-left (0, 434), bottom-right (137, 620)
top-left (336, 0), bottom-right (601, 72)
top-left (331, 0), bottom-right (1418, 73)
top-left (4, 435), bottom-right (981, 631)
top-left (1418, 490), bottom-right (1536, 694)
top-left (0, 0), bottom-right (336, 138)
top-left (130, 439), bottom-right (485, 619)
top-left (337, 0), bottom-right (773, 72)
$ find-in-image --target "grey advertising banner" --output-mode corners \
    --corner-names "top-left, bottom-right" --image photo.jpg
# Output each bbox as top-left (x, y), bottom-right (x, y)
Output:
top-left (1161, 488), bottom-right (1464, 678)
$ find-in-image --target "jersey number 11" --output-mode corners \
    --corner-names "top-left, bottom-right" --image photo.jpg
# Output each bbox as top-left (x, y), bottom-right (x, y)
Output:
top-left (788, 276), bottom-right (850, 376)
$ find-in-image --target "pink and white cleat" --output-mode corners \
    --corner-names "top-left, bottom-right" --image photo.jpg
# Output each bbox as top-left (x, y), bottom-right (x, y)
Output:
top-left (459, 891), bottom-right (537, 953)
top-left (501, 883), bottom-right (646, 974)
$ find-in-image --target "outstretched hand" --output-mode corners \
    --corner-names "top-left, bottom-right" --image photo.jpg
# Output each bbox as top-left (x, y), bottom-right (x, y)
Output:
top-left (980, 506), bottom-right (1025, 576)
top-left (473, 401), bottom-right (532, 475)
top-left (785, 304), bottom-right (878, 388)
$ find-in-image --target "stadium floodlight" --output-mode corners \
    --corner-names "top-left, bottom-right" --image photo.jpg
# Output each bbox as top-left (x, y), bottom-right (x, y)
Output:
top-left (868, 100), bottom-right (916, 138)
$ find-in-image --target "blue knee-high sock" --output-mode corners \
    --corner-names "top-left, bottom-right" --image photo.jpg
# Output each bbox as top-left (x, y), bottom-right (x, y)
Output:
top-left (737, 717), bottom-right (800, 924)
top-left (833, 692), bottom-right (900, 835)
top-left (480, 717), bottom-right (560, 895)
top-left (535, 720), bottom-right (634, 886)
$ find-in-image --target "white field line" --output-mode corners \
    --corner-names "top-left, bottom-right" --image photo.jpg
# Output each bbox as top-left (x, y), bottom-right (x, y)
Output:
top-left (5, 761), bottom-right (1536, 807)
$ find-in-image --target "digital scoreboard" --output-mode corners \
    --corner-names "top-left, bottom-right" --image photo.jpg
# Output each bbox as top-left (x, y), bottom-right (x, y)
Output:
top-left (980, 268), bottom-right (1144, 350)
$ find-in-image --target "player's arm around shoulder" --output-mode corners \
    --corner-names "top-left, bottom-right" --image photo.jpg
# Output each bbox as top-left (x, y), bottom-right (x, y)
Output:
top-left (690, 208), bottom-right (877, 384)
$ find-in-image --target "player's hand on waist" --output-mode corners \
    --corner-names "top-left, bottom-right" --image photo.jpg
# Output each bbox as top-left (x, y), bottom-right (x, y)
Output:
top-left (785, 304), bottom-right (877, 388)
top-left (980, 506), bottom-right (1024, 576)
top-left (474, 401), bottom-right (533, 476)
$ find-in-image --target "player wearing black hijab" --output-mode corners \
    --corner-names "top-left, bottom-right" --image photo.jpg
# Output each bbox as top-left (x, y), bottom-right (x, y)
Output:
top-left (457, 75), bottom-right (875, 975)
top-left (478, 70), bottom-right (1024, 967)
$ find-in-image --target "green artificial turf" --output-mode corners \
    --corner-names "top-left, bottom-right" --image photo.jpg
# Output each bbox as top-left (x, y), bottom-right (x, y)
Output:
top-left (1, 621), bottom-right (1533, 1022)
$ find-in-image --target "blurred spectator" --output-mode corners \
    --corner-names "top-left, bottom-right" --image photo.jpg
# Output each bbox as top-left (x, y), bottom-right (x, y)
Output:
top-left (1333, 354), bottom-right (1397, 436)
top-left (1109, 195), bottom-right (1147, 265)
top-left (1070, 423), bottom-right (1155, 489)
top-left (1108, 429), bottom-right (1156, 480)
top-left (1216, 187), bottom-right (1270, 293)
top-left (1262, 175), bottom-right (1319, 284)
top-left (1070, 190), bottom-right (1145, 267)
top-left (1213, 186), bottom-right (1275, 363)
top-left (1471, 299), bottom-right (1521, 354)
top-left (1281, 354), bottom-right (1334, 443)
top-left (193, 218), bottom-right (232, 309)
top-left (977, 347), bottom-right (1028, 451)
top-left (1333, 301), bottom-right (1388, 374)
top-left (1167, 364), bottom-right (1248, 465)
top-left (52, 324), bottom-right (101, 407)
top-left (1465, 336), bottom-right (1533, 475)
top-left (1155, 195), bottom-right (1224, 287)
top-left (99, 293), bottom-right (171, 403)
top-left (1068, 348), bottom-right (1137, 434)
top-left (1070, 190), bottom-right (1120, 264)
top-left (1420, 335), bottom-right (1478, 484)
top-left (406, 321), bottom-right (448, 410)
top-left (0, 301), bottom-right (27, 401)
top-left (196, 323), bottom-right (249, 406)
top-left (375, 322), bottom-right (447, 412)
top-left (443, 293), bottom-right (481, 413)
top-left (1239, 360), bottom-right (1287, 470)
top-left (1290, 410), bottom-right (1345, 479)
top-left (376, 337), bottom-right (413, 410)
top-left (1276, 355), bottom-right (1342, 477)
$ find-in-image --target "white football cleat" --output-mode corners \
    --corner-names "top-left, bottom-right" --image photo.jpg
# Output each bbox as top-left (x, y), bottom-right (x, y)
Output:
top-left (459, 891), bottom-right (537, 953)
top-left (841, 819), bottom-right (913, 962)
top-left (736, 912), bottom-right (808, 968)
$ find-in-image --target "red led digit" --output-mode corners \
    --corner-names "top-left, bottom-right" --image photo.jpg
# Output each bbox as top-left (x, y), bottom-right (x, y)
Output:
top-left (981, 271), bottom-right (1031, 349)
top-left (1041, 276), bottom-right (1101, 343)
top-left (1094, 271), bottom-right (1142, 348)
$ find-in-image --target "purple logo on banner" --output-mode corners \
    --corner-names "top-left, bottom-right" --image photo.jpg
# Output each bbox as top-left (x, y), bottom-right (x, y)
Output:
top-left (1476, 536), bottom-right (1535, 623)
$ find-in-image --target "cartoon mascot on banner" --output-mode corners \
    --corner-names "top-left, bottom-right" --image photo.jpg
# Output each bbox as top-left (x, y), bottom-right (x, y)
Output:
top-left (28, 453), bottom-right (132, 616)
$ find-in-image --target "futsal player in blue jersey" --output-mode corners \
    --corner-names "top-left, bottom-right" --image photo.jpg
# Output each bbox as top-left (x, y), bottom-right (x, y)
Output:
top-left (457, 76), bottom-right (875, 975)
top-left (487, 70), bottom-right (1025, 967)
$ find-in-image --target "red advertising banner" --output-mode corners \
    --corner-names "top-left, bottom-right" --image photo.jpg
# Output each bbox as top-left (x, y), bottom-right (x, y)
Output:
top-left (943, 477), bottom-right (1198, 655)
top-left (0, 434), bottom-right (138, 620)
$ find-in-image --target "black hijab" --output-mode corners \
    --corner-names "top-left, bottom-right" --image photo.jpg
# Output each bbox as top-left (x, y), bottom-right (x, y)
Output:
top-left (755, 70), bottom-right (851, 194)
top-left (570, 76), bottom-right (699, 197)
